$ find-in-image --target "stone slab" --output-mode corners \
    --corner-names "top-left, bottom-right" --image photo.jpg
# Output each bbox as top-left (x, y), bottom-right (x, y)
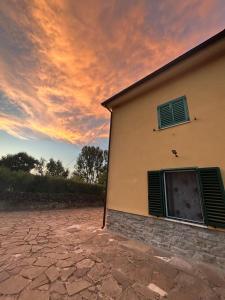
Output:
top-left (66, 280), bottom-right (91, 296)
top-left (0, 275), bottom-right (30, 295)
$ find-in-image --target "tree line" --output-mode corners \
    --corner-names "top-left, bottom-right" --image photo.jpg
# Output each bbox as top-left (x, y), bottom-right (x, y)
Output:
top-left (0, 146), bottom-right (108, 186)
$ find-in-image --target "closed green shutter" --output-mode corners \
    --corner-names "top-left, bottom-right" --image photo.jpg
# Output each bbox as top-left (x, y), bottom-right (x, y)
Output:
top-left (158, 96), bottom-right (189, 129)
top-left (172, 97), bottom-right (189, 123)
top-left (147, 171), bottom-right (165, 217)
top-left (198, 167), bottom-right (225, 228)
top-left (158, 104), bottom-right (173, 128)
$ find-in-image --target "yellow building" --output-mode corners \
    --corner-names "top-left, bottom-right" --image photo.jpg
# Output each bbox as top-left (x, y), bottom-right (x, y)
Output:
top-left (102, 29), bottom-right (225, 266)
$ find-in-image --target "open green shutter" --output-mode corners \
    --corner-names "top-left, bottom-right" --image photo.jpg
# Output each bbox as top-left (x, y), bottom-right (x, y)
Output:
top-left (147, 171), bottom-right (165, 217)
top-left (198, 167), bottom-right (225, 228)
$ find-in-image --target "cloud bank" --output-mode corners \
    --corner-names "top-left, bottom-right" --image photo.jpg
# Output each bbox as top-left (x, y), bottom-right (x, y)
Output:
top-left (0, 0), bottom-right (224, 144)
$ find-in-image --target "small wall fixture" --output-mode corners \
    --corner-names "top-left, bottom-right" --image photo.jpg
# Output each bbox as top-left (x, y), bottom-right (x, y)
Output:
top-left (172, 149), bottom-right (178, 157)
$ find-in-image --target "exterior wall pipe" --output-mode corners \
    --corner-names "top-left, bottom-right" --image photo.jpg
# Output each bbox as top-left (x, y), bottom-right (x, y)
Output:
top-left (102, 106), bottom-right (113, 229)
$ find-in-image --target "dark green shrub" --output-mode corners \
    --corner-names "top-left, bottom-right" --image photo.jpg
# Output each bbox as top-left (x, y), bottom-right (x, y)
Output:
top-left (0, 167), bottom-right (104, 195)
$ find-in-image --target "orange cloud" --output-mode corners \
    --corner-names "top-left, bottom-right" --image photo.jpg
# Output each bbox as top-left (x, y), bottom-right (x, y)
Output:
top-left (0, 0), bottom-right (224, 145)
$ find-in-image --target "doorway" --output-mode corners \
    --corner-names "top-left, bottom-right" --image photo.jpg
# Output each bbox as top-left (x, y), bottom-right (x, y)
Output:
top-left (164, 170), bottom-right (204, 223)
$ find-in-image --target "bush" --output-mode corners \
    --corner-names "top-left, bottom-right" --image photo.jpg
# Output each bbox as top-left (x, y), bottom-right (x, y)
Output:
top-left (0, 167), bottom-right (104, 195)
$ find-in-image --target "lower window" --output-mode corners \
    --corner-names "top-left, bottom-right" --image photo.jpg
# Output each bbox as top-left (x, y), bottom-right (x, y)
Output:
top-left (147, 167), bottom-right (225, 228)
top-left (164, 170), bottom-right (204, 223)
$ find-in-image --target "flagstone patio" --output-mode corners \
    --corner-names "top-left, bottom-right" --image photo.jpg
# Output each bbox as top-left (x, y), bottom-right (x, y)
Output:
top-left (0, 208), bottom-right (224, 299)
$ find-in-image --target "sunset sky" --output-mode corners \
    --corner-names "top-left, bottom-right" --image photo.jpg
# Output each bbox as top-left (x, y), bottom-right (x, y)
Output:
top-left (0, 0), bottom-right (225, 170)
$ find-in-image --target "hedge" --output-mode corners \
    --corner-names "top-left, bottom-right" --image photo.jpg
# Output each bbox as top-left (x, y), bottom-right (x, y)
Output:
top-left (0, 167), bottom-right (104, 194)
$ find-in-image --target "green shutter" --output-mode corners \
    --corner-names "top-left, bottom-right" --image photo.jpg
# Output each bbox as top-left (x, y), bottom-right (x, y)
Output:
top-left (158, 96), bottom-right (189, 129)
top-left (172, 97), bottom-right (189, 123)
top-left (147, 171), bottom-right (165, 217)
top-left (198, 167), bottom-right (225, 228)
top-left (158, 104), bottom-right (173, 128)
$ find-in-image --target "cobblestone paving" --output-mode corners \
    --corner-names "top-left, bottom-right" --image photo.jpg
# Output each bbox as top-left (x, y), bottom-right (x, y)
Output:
top-left (0, 208), bottom-right (225, 300)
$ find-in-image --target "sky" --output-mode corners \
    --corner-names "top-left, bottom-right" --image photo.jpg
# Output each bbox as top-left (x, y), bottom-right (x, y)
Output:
top-left (0, 0), bottom-right (225, 170)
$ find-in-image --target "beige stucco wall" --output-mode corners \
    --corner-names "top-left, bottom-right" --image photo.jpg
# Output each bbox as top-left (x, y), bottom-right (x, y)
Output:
top-left (107, 40), bottom-right (225, 216)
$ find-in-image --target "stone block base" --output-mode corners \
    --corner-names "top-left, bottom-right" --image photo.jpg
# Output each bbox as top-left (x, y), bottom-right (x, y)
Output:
top-left (106, 209), bottom-right (225, 268)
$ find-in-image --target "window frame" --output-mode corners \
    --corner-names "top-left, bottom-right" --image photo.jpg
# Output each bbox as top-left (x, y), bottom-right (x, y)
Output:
top-left (163, 169), bottom-right (205, 225)
top-left (157, 96), bottom-right (190, 129)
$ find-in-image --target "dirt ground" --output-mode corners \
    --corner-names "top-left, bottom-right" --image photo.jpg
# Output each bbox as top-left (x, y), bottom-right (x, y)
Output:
top-left (0, 207), bottom-right (224, 300)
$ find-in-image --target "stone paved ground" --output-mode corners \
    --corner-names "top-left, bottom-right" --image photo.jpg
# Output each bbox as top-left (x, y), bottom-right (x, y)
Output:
top-left (0, 208), bottom-right (225, 300)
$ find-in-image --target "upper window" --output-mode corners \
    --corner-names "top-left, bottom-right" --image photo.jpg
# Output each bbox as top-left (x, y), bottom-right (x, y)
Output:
top-left (157, 96), bottom-right (189, 129)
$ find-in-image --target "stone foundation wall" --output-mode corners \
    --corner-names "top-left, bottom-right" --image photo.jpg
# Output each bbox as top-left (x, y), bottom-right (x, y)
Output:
top-left (107, 209), bottom-right (225, 268)
top-left (0, 192), bottom-right (104, 211)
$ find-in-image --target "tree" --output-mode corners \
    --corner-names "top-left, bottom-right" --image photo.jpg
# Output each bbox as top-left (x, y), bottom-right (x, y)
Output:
top-left (46, 159), bottom-right (69, 178)
top-left (74, 146), bottom-right (108, 184)
top-left (0, 152), bottom-right (39, 173)
top-left (35, 158), bottom-right (46, 176)
top-left (98, 169), bottom-right (108, 186)
top-left (97, 150), bottom-right (108, 186)
top-left (102, 150), bottom-right (108, 172)
top-left (71, 172), bottom-right (85, 183)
